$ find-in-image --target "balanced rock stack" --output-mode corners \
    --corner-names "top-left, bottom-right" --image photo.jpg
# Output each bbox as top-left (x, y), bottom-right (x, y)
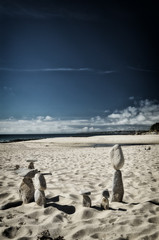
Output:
top-left (17, 168), bottom-right (38, 204)
top-left (110, 144), bottom-right (124, 202)
top-left (101, 189), bottom-right (110, 210)
top-left (26, 160), bottom-right (38, 169)
top-left (80, 190), bottom-right (91, 207)
top-left (34, 173), bottom-right (47, 207)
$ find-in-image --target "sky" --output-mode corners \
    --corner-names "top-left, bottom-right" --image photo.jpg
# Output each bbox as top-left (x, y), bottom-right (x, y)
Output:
top-left (0, 0), bottom-right (159, 134)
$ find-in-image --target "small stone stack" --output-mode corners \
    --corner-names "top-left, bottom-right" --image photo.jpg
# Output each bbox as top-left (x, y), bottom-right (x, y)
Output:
top-left (80, 190), bottom-right (91, 207)
top-left (17, 168), bottom-right (38, 204)
top-left (34, 173), bottom-right (47, 207)
top-left (101, 189), bottom-right (110, 210)
top-left (110, 144), bottom-right (124, 202)
top-left (26, 160), bottom-right (38, 169)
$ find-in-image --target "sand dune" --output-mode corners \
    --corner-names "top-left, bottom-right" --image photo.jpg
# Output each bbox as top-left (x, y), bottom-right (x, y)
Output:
top-left (0, 135), bottom-right (159, 239)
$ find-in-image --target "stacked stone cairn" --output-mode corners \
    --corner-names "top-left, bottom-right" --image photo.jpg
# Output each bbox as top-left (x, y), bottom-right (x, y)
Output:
top-left (101, 189), bottom-right (110, 210)
top-left (17, 158), bottom-right (52, 207)
top-left (34, 172), bottom-right (47, 207)
top-left (80, 190), bottom-right (91, 207)
top-left (110, 144), bottom-right (125, 202)
top-left (26, 160), bottom-right (38, 169)
top-left (17, 168), bottom-right (38, 204)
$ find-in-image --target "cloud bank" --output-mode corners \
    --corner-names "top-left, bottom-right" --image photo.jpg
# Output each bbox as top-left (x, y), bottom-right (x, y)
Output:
top-left (108, 99), bottom-right (159, 126)
top-left (1, 65), bottom-right (158, 74)
top-left (0, 67), bottom-right (115, 75)
top-left (127, 66), bottom-right (159, 73)
top-left (0, 99), bottom-right (159, 134)
top-left (0, 1), bottom-right (103, 22)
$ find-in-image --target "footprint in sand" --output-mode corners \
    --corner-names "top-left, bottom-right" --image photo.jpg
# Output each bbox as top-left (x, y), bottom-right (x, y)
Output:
top-left (109, 218), bottom-right (116, 224)
top-left (0, 193), bottom-right (9, 198)
top-left (150, 187), bottom-right (157, 192)
top-left (7, 182), bottom-right (15, 187)
top-left (148, 216), bottom-right (159, 224)
top-left (72, 229), bottom-right (85, 239)
top-left (131, 218), bottom-right (143, 226)
top-left (2, 226), bottom-right (20, 238)
top-left (138, 182), bottom-right (147, 186)
top-left (81, 208), bottom-right (94, 219)
top-left (0, 181), bottom-right (3, 186)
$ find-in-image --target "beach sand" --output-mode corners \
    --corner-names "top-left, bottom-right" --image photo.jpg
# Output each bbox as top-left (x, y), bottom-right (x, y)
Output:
top-left (0, 134), bottom-right (159, 240)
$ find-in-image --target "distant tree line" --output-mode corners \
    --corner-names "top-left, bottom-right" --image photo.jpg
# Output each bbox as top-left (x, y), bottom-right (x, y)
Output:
top-left (150, 123), bottom-right (159, 132)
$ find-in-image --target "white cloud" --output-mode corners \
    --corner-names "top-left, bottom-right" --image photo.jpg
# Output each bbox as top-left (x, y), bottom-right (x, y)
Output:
top-left (107, 99), bottom-right (159, 126)
top-left (104, 109), bottom-right (110, 113)
top-left (129, 96), bottom-right (134, 100)
top-left (108, 113), bottom-right (121, 119)
top-left (0, 100), bottom-right (158, 134)
top-left (35, 116), bottom-right (54, 122)
top-left (99, 70), bottom-right (116, 74)
top-left (127, 66), bottom-right (157, 73)
top-left (0, 117), bottom-right (92, 134)
top-left (0, 67), bottom-right (116, 75)
top-left (45, 116), bottom-right (54, 121)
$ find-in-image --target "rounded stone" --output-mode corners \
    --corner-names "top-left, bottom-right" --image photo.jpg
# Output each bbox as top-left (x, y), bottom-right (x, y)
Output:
top-left (19, 178), bottom-right (35, 204)
top-left (83, 195), bottom-right (91, 207)
top-left (101, 197), bottom-right (109, 210)
top-left (34, 189), bottom-right (46, 207)
top-left (110, 144), bottom-right (125, 170)
top-left (111, 170), bottom-right (124, 202)
top-left (102, 189), bottom-right (110, 198)
top-left (34, 173), bottom-right (47, 191)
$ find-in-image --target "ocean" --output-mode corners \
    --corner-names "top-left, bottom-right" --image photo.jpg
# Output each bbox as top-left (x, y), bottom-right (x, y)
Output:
top-left (0, 131), bottom-right (147, 143)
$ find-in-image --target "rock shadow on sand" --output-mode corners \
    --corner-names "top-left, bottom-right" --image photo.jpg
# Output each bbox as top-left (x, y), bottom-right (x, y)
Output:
top-left (46, 195), bottom-right (76, 214)
top-left (91, 205), bottom-right (127, 212)
top-left (0, 196), bottom-right (76, 214)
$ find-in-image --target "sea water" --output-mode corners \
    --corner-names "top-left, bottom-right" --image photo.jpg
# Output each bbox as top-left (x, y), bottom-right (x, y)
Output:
top-left (0, 130), bottom-right (148, 143)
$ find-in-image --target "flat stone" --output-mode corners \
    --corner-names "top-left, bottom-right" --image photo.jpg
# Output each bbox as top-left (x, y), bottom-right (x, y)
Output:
top-left (16, 168), bottom-right (38, 178)
top-left (79, 190), bottom-right (91, 195)
top-left (110, 144), bottom-right (125, 170)
top-left (16, 168), bottom-right (26, 173)
top-left (26, 160), bottom-right (38, 162)
top-left (42, 173), bottom-right (52, 176)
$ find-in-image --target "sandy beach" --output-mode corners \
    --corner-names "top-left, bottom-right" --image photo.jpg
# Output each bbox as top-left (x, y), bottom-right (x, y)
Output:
top-left (0, 134), bottom-right (159, 240)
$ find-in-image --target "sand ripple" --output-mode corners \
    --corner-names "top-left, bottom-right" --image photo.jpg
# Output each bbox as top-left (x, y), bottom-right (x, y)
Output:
top-left (0, 135), bottom-right (159, 239)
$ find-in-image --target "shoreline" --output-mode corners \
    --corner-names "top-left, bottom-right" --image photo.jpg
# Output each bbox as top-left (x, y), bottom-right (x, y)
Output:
top-left (27, 134), bottom-right (159, 146)
top-left (0, 130), bottom-right (154, 142)
top-left (0, 131), bottom-right (158, 144)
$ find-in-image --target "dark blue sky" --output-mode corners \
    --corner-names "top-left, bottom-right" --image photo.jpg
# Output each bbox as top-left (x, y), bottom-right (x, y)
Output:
top-left (0, 0), bottom-right (159, 133)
